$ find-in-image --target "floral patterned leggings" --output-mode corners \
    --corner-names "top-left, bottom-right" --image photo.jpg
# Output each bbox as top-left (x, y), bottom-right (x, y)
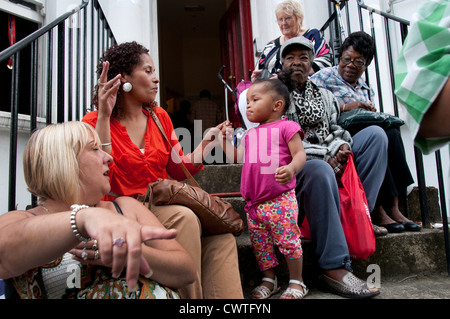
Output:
top-left (247, 189), bottom-right (303, 271)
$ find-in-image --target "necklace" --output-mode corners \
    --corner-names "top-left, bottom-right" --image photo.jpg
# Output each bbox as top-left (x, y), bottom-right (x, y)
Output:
top-left (40, 204), bottom-right (50, 213)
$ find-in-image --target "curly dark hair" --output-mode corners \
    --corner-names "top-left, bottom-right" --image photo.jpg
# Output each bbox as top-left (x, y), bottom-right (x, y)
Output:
top-left (91, 41), bottom-right (150, 119)
top-left (339, 31), bottom-right (375, 66)
top-left (253, 78), bottom-right (291, 115)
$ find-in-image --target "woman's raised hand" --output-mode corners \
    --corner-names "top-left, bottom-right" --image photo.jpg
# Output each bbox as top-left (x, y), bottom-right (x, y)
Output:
top-left (97, 61), bottom-right (122, 119)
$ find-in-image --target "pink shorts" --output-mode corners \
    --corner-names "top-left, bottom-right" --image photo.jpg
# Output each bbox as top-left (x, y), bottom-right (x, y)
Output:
top-left (247, 189), bottom-right (303, 271)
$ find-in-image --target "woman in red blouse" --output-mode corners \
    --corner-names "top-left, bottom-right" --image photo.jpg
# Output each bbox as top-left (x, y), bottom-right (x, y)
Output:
top-left (83, 41), bottom-right (243, 299)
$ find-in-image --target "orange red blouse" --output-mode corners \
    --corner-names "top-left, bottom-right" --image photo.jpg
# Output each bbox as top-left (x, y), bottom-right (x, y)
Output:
top-left (82, 107), bottom-right (203, 200)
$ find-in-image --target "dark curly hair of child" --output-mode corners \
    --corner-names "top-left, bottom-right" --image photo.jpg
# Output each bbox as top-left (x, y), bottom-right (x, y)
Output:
top-left (252, 78), bottom-right (291, 115)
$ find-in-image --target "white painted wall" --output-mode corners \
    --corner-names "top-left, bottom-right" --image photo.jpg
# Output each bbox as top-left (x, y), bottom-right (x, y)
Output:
top-left (98, 0), bottom-right (160, 103)
top-left (97, 0), bottom-right (159, 66)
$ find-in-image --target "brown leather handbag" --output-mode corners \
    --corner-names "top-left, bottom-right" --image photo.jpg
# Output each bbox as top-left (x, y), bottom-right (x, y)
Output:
top-left (140, 108), bottom-right (244, 236)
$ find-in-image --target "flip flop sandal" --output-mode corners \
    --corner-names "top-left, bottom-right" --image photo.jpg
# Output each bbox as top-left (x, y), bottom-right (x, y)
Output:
top-left (251, 277), bottom-right (281, 299)
top-left (280, 280), bottom-right (309, 299)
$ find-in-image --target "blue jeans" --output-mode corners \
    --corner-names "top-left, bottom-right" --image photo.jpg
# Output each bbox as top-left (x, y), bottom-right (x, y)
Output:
top-left (295, 125), bottom-right (388, 270)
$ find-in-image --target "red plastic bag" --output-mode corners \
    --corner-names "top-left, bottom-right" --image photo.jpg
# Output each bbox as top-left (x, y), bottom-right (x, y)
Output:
top-left (339, 153), bottom-right (376, 260)
top-left (299, 217), bottom-right (311, 239)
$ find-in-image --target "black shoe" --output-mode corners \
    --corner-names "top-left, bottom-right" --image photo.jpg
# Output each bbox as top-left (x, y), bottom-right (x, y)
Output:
top-left (379, 222), bottom-right (404, 233)
top-left (401, 221), bottom-right (422, 231)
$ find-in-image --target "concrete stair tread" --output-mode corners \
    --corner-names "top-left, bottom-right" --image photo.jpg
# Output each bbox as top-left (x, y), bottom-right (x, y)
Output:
top-left (251, 273), bottom-right (450, 299)
top-left (235, 228), bottom-right (447, 298)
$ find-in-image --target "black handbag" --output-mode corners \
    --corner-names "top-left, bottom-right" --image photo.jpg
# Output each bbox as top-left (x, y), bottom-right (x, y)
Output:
top-left (338, 108), bottom-right (404, 134)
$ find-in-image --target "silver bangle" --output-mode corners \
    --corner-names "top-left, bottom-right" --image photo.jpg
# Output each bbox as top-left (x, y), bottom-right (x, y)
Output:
top-left (333, 163), bottom-right (343, 174)
top-left (70, 204), bottom-right (91, 243)
top-left (101, 142), bottom-right (112, 147)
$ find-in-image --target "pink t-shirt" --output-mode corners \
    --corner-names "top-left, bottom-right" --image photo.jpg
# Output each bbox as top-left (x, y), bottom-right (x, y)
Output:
top-left (240, 118), bottom-right (304, 218)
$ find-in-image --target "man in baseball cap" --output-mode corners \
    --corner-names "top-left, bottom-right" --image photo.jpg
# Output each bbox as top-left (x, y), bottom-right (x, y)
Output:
top-left (280, 36), bottom-right (315, 64)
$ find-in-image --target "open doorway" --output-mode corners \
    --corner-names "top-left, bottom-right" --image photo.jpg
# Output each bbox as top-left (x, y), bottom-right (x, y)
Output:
top-left (0, 11), bottom-right (38, 115)
top-left (158, 0), bottom-right (255, 133)
top-left (157, 0), bottom-right (228, 119)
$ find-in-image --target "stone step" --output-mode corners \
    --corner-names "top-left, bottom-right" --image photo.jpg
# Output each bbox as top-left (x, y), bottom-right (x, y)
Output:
top-left (195, 164), bottom-right (242, 194)
top-left (236, 228), bottom-right (448, 298)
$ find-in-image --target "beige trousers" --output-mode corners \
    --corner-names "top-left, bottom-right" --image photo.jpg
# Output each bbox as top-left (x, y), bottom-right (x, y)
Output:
top-left (151, 204), bottom-right (243, 299)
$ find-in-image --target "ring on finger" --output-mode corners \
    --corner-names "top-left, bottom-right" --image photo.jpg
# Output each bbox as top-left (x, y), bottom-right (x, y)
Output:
top-left (81, 243), bottom-right (88, 261)
top-left (98, 79), bottom-right (107, 86)
top-left (92, 239), bottom-right (98, 251)
top-left (94, 249), bottom-right (100, 260)
top-left (113, 237), bottom-right (126, 247)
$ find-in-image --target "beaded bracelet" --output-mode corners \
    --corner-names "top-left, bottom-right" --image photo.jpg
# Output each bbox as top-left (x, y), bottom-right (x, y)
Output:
top-left (70, 204), bottom-right (91, 242)
top-left (71, 205), bottom-right (91, 260)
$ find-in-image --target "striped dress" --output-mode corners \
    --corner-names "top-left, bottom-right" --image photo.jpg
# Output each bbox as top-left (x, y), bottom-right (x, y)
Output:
top-left (257, 28), bottom-right (333, 74)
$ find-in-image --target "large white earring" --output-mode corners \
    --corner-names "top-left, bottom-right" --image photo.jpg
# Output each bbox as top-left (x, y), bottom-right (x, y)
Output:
top-left (122, 82), bottom-right (132, 93)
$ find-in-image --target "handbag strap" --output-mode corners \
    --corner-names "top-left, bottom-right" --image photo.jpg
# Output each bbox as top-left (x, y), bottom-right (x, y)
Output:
top-left (148, 107), bottom-right (201, 189)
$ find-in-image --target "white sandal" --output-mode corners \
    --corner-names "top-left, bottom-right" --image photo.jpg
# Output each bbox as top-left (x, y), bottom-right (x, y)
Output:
top-left (280, 279), bottom-right (309, 299)
top-left (251, 277), bottom-right (281, 299)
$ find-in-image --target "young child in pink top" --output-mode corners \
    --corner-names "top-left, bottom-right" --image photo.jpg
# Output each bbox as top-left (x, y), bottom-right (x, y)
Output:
top-left (221, 78), bottom-right (307, 299)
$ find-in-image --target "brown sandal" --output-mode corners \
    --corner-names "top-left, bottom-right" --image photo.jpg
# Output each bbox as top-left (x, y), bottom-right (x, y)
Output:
top-left (320, 272), bottom-right (380, 299)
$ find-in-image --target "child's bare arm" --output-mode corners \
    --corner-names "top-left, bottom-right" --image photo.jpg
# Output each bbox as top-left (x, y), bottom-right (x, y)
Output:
top-left (275, 133), bottom-right (306, 185)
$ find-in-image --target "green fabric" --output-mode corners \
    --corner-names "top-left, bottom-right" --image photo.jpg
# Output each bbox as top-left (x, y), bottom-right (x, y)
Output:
top-left (394, 0), bottom-right (450, 154)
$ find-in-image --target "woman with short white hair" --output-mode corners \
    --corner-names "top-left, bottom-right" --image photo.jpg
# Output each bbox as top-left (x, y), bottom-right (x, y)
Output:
top-left (257, 0), bottom-right (332, 75)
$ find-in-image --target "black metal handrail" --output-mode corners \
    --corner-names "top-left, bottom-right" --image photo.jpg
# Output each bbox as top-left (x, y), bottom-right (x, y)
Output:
top-left (321, 0), bottom-right (449, 275)
top-left (0, 1), bottom-right (88, 63)
top-left (357, 0), bottom-right (410, 25)
top-left (0, 0), bottom-right (116, 211)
